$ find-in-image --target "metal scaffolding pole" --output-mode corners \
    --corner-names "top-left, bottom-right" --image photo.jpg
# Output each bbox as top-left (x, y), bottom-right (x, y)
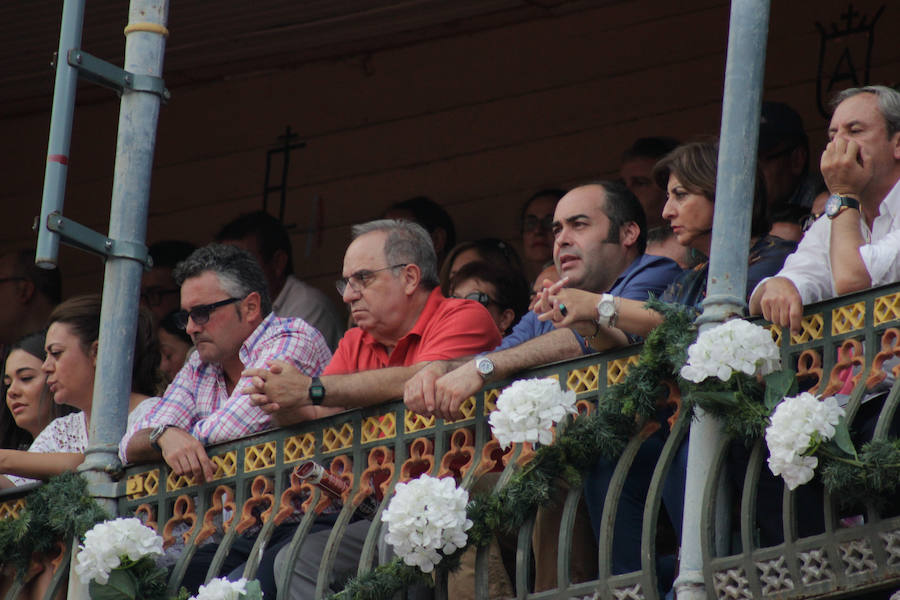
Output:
top-left (674, 0), bottom-right (771, 598)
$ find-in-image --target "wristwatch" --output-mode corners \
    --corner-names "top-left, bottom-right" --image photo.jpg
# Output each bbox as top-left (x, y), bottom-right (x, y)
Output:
top-left (149, 424), bottom-right (173, 452)
top-left (825, 194), bottom-right (860, 219)
top-left (596, 293), bottom-right (618, 328)
top-left (309, 376), bottom-right (326, 406)
top-left (474, 357), bottom-right (495, 380)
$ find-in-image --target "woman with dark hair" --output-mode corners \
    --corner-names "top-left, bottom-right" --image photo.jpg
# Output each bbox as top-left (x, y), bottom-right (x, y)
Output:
top-left (449, 261), bottom-right (531, 336)
top-left (157, 311), bottom-right (194, 383)
top-left (520, 189), bottom-right (565, 283)
top-left (1, 331), bottom-right (77, 450)
top-left (0, 295), bottom-right (160, 487)
top-left (439, 238), bottom-right (526, 296)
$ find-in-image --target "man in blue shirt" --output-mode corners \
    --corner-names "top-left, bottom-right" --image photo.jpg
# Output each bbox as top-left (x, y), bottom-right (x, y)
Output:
top-left (404, 180), bottom-right (681, 419)
top-left (403, 180), bottom-right (682, 592)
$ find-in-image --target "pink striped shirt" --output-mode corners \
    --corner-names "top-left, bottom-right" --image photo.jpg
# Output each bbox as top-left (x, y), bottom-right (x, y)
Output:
top-left (119, 313), bottom-right (331, 460)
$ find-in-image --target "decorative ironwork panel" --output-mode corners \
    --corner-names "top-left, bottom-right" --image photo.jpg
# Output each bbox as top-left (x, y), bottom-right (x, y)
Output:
top-left (755, 556), bottom-right (794, 594)
top-left (713, 568), bottom-right (753, 600)
top-left (832, 301), bottom-right (865, 335)
top-left (244, 442), bottom-right (276, 472)
top-left (213, 450), bottom-right (237, 477)
top-left (166, 471), bottom-right (196, 492)
top-left (881, 530), bottom-right (900, 568)
top-left (768, 323), bottom-right (782, 347)
top-left (840, 538), bottom-right (877, 576)
top-left (361, 414), bottom-right (396, 442)
top-left (566, 364), bottom-right (598, 392)
top-left (484, 388), bottom-right (499, 414)
top-left (404, 409), bottom-right (435, 433)
top-left (0, 498), bottom-right (26, 519)
top-left (446, 397), bottom-right (476, 423)
top-left (607, 356), bottom-right (638, 386)
top-left (612, 583), bottom-right (644, 600)
top-left (283, 432), bottom-right (315, 463)
top-left (799, 548), bottom-right (835, 585)
top-left (322, 423), bottom-right (354, 452)
top-left (790, 313), bottom-right (825, 344)
top-left (126, 469), bottom-right (159, 499)
top-left (874, 291), bottom-right (900, 325)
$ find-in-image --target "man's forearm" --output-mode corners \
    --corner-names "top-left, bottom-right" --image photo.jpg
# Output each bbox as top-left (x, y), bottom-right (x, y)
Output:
top-left (124, 429), bottom-right (163, 464)
top-left (829, 210), bottom-right (871, 295)
top-left (321, 363), bottom-right (432, 408)
top-left (488, 328), bottom-right (583, 381)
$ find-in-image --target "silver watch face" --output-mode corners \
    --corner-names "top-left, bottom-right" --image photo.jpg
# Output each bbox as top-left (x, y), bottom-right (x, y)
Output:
top-left (598, 301), bottom-right (616, 318)
top-left (475, 357), bottom-right (494, 377)
top-left (825, 194), bottom-right (842, 217)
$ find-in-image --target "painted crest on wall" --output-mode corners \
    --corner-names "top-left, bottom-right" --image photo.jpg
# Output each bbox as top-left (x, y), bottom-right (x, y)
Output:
top-left (815, 4), bottom-right (885, 117)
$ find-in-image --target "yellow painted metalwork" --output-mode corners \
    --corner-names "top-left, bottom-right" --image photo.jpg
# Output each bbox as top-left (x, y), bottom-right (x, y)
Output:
top-left (167, 471), bottom-right (196, 492)
top-left (283, 432), bottom-right (316, 463)
top-left (790, 313), bottom-right (825, 344)
top-left (874, 292), bottom-right (900, 325)
top-left (244, 442), bottom-right (276, 472)
top-left (0, 498), bottom-right (26, 519)
top-left (445, 396), bottom-right (476, 424)
top-left (405, 410), bottom-right (435, 433)
top-left (322, 423), bottom-right (354, 452)
top-left (362, 413), bottom-right (396, 442)
top-left (768, 323), bottom-right (782, 347)
top-left (126, 469), bottom-right (160, 499)
top-left (568, 364), bottom-right (599, 392)
top-left (607, 356), bottom-right (639, 386)
top-left (832, 302), bottom-right (865, 335)
top-left (484, 388), bottom-right (499, 414)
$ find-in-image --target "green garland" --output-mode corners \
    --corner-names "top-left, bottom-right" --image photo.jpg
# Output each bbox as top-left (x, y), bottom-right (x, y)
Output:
top-left (0, 472), bottom-right (109, 574)
top-left (330, 299), bottom-right (697, 600)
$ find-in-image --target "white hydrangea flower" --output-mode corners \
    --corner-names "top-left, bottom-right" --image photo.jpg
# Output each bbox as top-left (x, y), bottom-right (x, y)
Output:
top-left (191, 577), bottom-right (248, 600)
top-left (680, 319), bottom-right (781, 383)
top-left (488, 377), bottom-right (577, 449)
top-left (74, 517), bottom-right (164, 585)
top-left (382, 475), bottom-right (473, 573)
top-left (765, 393), bottom-right (845, 490)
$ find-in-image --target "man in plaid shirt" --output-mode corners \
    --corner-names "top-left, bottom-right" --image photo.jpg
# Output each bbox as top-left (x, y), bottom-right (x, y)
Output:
top-left (119, 243), bottom-right (332, 480)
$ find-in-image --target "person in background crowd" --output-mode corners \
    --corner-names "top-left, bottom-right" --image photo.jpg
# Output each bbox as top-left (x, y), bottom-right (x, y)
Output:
top-left (157, 311), bottom-right (193, 383)
top-left (1, 331), bottom-right (77, 450)
top-left (449, 260), bottom-right (530, 336)
top-left (520, 189), bottom-right (565, 283)
top-left (0, 248), bottom-right (61, 350)
top-left (142, 240), bottom-right (197, 326)
top-left (216, 211), bottom-right (345, 351)
top-left (620, 137), bottom-right (690, 268)
top-left (383, 195), bottom-right (457, 269)
top-left (439, 238), bottom-right (526, 296)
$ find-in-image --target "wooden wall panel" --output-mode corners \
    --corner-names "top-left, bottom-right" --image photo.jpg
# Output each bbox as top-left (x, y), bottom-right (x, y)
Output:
top-left (1, 0), bottom-right (897, 306)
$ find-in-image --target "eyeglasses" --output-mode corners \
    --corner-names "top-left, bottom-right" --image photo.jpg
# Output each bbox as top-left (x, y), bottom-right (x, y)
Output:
top-left (335, 264), bottom-right (408, 295)
top-left (523, 215), bottom-right (554, 234)
top-left (140, 286), bottom-right (179, 307)
top-left (453, 291), bottom-right (495, 308)
top-left (173, 297), bottom-right (242, 329)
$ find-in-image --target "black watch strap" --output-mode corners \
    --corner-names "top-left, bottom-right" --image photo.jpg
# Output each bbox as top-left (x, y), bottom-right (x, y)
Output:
top-left (309, 376), bottom-right (326, 406)
top-left (149, 424), bottom-right (173, 452)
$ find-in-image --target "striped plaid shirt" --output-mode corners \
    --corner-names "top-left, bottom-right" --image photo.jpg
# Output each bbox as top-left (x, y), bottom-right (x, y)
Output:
top-left (119, 313), bottom-right (331, 460)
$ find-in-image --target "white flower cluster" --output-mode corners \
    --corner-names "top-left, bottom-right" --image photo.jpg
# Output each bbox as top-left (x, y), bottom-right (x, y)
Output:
top-left (766, 393), bottom-right (845, 490)
top-left (191, 577), bottom-right (248, 600)
top-left (680, 319), bottom-right (781, 383)
top-left (74, 517), bottom-right (164, 585)
top-left (488, 377), bottom-right (577, 449)
top-left (382, 474), bottom-right (473, 573)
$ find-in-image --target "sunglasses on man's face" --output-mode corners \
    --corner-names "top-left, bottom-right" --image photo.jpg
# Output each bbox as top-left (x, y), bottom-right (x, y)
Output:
top-left (523, 215), bottom-right (554, 234)
top-left (173, 297), bottom-right (241, 329)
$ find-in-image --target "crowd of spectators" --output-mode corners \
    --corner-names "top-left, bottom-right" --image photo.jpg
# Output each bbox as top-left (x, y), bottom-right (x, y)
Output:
top-left (2, 84), bottom-right (900, 598)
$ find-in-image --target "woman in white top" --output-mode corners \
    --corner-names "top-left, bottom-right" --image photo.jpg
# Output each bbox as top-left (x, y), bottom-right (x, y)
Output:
top-left (0, 295), bottom-right (161, 487)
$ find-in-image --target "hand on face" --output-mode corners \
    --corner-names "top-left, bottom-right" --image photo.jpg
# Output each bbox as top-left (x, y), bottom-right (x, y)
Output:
top-left (820, 137), bottom-right (872, 198)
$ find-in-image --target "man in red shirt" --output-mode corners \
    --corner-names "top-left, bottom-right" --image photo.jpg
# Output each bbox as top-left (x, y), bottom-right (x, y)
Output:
top-left (244, 217), bottom-right (500, 423)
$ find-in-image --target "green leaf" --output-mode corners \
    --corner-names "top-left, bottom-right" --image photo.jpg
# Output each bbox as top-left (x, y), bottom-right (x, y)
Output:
top-left (764, 369), bottom-right (797, 411)
top-left (830, 417), bottom-right (858, 459)
top-left (690, 391), bottom-right (741, 408)
top-left (89, 568), bottom-right (137, 600)
top-left (243, 579), bottom-right (263, 600)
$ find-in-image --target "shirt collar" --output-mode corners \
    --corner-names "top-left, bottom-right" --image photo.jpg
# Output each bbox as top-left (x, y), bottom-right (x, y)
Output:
top-left (238, 312), bottom-right (277, 365)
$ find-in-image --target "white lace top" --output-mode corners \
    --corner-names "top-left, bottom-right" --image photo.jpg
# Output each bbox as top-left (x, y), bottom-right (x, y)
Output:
top-left (8, 412), bottom-right (88, 487)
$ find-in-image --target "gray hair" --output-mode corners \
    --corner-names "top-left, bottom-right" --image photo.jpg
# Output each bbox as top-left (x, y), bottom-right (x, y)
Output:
top-left (173, 243), bottom-right (273, 316)
top-left (350, 219), bottom-right (439, 289)
top-left (832, 85), bottom-right (900, 137)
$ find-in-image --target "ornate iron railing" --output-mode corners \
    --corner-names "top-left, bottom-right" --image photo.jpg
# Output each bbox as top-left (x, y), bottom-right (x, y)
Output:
top-left (2, 282), bottom-right (900, 599)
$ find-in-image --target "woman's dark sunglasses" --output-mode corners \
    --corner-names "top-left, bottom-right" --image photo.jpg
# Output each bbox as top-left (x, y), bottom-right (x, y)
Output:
top-left (453, 291), bottom-right (495, 308)
top-left (173, 297), bottom-right (241, 329)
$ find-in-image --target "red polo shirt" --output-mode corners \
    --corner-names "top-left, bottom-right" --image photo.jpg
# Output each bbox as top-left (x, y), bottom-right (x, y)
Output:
top-left (323, 288), bottom-right (501, 375)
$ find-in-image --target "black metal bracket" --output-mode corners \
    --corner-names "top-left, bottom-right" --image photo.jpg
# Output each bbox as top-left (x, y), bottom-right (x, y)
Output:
top-left (45, 212), bottom-right (151, 268)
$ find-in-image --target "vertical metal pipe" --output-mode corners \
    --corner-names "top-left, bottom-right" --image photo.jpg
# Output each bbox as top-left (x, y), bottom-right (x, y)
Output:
top-left (674, 0), bottom-right (771, 598)
top-left (36, 0), bottom-right (86, 268)
top-left (78, 0), bottom-right (170, 515)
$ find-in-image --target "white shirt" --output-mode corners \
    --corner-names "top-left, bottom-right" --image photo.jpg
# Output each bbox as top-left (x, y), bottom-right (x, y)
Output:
top-left (755, 177), bottom-right (900, 304)
top-left (8, 412), bottom-right (88, 487)
top-left (273, 274), bottom-right (345, 351)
